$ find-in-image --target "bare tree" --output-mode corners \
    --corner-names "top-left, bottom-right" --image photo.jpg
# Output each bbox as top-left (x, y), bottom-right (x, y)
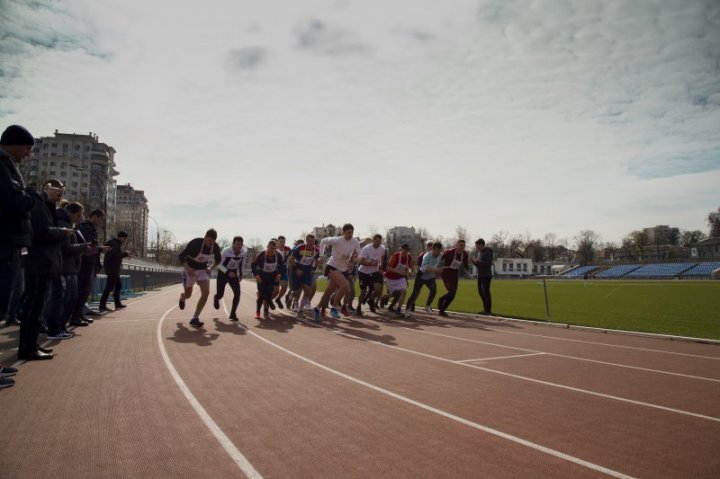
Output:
top-left (574, 230), bottom-right (600, 265)
top-left (543, 233), bottom-right (559, 262)
top-left (454, 225), bottom-right (469, 243)
top-left (708, 207), bottom-right (720, 238)
top-left (489, 230), bottom-right (510, 258)
top-left (628, 230), bottom-right (649, 261)
top-left (508, 235), bottom-right (523, 258)
top-left (680, 230), bottom-right (705, 247)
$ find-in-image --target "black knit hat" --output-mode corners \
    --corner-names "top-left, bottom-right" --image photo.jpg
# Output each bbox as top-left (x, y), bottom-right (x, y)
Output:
top-left (1, 125), bottom-right (35, 146)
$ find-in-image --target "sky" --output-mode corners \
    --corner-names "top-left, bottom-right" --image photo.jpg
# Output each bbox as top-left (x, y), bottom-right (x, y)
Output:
top-left (2, 0), bottom-right (719, 247)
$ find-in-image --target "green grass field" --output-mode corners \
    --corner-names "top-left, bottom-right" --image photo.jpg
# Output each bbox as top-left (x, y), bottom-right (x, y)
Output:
top-left (318, 278), bottom-right (720, 340)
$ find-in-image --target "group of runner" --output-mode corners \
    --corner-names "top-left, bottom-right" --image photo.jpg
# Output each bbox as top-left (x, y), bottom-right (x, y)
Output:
top-left (176, 224), bottom-right (492, 328)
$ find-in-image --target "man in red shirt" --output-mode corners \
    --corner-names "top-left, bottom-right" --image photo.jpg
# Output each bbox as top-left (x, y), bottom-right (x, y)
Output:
top-left (437, 239), bottom-right (469, 317)
top-left (380, 244), bottom-right (413, 318)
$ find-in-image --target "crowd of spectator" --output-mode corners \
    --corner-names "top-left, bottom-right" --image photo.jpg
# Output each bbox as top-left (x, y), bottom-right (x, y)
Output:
top-left (1, 125), bottom-right (130, 390)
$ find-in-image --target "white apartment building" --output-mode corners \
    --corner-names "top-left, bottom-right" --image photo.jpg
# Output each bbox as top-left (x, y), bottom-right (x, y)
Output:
top-left (25, 131), bottom-right (119, 241)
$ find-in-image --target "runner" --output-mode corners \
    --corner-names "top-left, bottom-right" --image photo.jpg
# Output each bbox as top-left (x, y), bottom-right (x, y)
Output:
top-left (314, 223), bottom-right (360, 320)
top-left (213, 236), bottom-right (246, 321)
top-left (437, 239), bottom-right (469, 317)
top-left (407, 241), bottom-right (434, 311)
top-left (380, 244), bottom-right (413, 318)
top-left (251, 240), bottom-right (284, 320)
top-left (177, 229), bottom-right (222, 328)
top-left (356, 234), bottom-right (386, 315)
top-left (273, 235), bottom-right (291, 309)
top-left (287, 234), bottom-right (320, 320)
top-left (406, 241), bottom-right (443, 313)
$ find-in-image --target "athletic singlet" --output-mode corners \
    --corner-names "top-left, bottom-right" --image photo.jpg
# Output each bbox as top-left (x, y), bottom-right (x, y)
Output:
top-left (220, 247), bottom-right (246, 272)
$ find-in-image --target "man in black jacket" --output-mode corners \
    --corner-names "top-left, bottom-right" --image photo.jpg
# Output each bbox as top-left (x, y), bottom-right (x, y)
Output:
top-left (71, 209), bottom-right (107, 326)
top-left (471, 238), bottom-right (495, 316)
top-left (99, 231), bottom-right (130, 312)
top-left (18, 179), bottom-right (74, 360)
top-left (46, 202), bottom-right (89, 339)
top-left (0, 126), bottom-right (37, 337)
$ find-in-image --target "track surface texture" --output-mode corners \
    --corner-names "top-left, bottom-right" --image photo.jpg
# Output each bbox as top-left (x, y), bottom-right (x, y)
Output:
top-left (1, 281), bottom-right (719, 479)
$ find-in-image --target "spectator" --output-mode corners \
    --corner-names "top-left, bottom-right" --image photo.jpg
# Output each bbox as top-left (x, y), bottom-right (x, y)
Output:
top-left (0, 125), bottom-right (37, 330)
top-left (99, 231), bottom-right (130, 311)
top-left (18, 179), bottom-right (73, 360)
top-left (472, 238), bottom-right (494, 316)
top-left (70, 209), bottom-right (107, 326)
top-left (46, 202), bottom-right (88, 339)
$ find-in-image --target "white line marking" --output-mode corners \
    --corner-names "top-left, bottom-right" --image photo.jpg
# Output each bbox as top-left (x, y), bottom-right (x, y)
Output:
top-left (238, 316), bottom-right (634, 479)
top-left (451, 314), bottom-right (720, 360)
top-left (157, 306), bottom-right (263, 479)
top-left (459, 353), bottom-right (546, 363)
top-left (298, 316), bottom-right (720, 423)
top-left (402, 325), bottom-right (720, 383)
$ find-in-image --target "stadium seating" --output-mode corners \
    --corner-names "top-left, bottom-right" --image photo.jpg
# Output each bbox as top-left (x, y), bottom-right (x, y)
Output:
top-left (683, 262), bottom-right (720, 278)
top-left (625, 263), bottom-right (696, 278)
top-left (596, 264), bottom-right (642, 278)
top-left (560, 265), bottom-right (598, 278)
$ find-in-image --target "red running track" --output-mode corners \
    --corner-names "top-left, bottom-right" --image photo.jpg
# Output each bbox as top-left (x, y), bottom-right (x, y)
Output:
top-left (1, 281), bottom-right (718, 478)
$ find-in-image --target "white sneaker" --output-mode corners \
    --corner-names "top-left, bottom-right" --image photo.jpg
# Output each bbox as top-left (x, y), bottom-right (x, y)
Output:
top-left (424, 306), bottom-right (433, 313)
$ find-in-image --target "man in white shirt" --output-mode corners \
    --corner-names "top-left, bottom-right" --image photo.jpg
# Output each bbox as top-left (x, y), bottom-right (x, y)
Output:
top-left (356, 234), bottom-right (386, 315)
top-left (314, 223), bottom-right (361, 320)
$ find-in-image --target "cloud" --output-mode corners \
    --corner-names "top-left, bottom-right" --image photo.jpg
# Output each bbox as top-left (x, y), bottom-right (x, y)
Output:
top-left (294, 18), bottom-right (368, 55)
top-left (226, 47), bottom-right (267, 71)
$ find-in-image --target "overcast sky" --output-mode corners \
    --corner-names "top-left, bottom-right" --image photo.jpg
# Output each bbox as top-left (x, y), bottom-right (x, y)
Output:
top-left (2, 0), bottom-right (719, 247)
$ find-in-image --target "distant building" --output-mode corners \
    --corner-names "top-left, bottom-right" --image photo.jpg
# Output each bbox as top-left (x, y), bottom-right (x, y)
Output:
top-left (690, 237), bottom-right (720, 260)
top-left (386, 226), bottom-right (423, 254)
top-left (25, 130), bottom-right (119, 241)
top-left (494, 258), bottom-right (533, 277)
top-left (312, 224), bottom-right (337, 240)
top-left (643, 225), bottom-right (680, 245)
top-left (116, 184), bottom-right (149, 257)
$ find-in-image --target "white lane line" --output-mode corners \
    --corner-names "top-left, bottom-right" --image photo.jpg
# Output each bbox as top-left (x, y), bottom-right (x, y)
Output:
top-left (236, 317), bottom-right (634, 479)
top-left (157, 306), bottom-right (263, 479)
top-left (459, 353), bottom-right (546, 363)
top-left (398, 326), bottom-right (720, 383)
top-left (454, 315), bottom-right (720, 361)
top-left (295, 315), bottom-right (720, 423)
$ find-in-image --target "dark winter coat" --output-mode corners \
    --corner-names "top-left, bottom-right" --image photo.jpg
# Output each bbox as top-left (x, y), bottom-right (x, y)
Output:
top-left (57, 207), bottom-right (87, 275)
top-left (24, 194), bottom-right (66, 276)
top-left (0, 148), bottom-right (36, 248)
top-left (103, 238), bottom-right (129, 275)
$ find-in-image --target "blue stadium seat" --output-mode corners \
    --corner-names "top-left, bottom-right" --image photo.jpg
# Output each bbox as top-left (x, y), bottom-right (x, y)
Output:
top-left (625, 263), bottom-right (696, 278)
top-left (682, 262), bottom-right (720, 277)
top-left (596, 264), bottom-right (641, 278)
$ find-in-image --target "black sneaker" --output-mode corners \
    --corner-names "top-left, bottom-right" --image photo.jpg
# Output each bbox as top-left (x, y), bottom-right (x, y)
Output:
top-left (179, 297), bottom-right (185, 310)
top-left (47, 331), bottom-right (70, 340)
top-left (213, 295), bottom-right (220, 310)
top-left (229, 313), bottom-right (238, 321)
top-left (439, 311), bottom-right (449, 317)
top-left (3, 318), bottom-right (20, 327)
top-left (268, 301), bottom-right (276, 310)
top-left (0, 366), bottom-right (18, 377)
top-left (369, 302), bottom-right (377, 313)
top-left (275, 298), bottom-right (284, 310)
top-left (189, 318), bottom-right (204, 328)
top-left (379, 297), bottom-right (388, 309)
top-left (355, 306), bottom-right (363, 316)
top-left (0, 377), bottom-right (15, 389)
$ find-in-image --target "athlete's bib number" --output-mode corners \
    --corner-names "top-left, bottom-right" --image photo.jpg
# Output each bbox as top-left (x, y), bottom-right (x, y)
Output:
top-left (263, 261), bottom-right (277, 273)
top-left (450, 259), bottom-right (461, 269)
